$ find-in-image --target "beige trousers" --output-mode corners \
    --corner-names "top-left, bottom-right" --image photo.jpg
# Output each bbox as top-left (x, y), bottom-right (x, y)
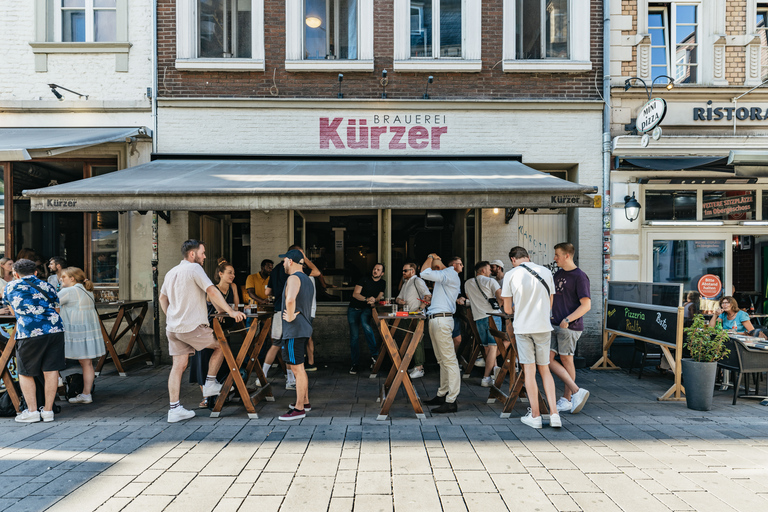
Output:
top-left (428, 316), bottom-right (461, 403)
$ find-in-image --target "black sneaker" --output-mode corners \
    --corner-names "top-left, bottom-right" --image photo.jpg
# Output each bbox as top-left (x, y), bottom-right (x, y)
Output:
top-left (305, 363), bottom-right (317, 372)
top-left (349, 365), bottom-right (359, 375)
top-left (370, 356), bottom-right (378, 369)
top-left (423, 395), bottom-right (446, 406)
top-left (431, 401), bottom-right (457, 414)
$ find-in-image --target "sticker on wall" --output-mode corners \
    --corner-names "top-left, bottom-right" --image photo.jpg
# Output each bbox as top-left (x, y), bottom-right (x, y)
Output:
top-left (697, 274), bottom-right (722, 299)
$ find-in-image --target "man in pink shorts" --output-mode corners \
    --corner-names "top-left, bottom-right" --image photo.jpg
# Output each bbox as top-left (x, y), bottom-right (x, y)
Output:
top-left (160, 239), bottom-right (246, 423)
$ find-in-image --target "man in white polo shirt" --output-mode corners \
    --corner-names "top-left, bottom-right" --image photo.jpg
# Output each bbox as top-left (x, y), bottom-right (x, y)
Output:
top-left (501, 246), bottom-right (560, 429)
top-left (160, 239), bottom-right (246, 423)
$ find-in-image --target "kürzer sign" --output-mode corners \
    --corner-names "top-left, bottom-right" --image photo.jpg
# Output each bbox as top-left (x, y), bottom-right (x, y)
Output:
top-left (636, 98), bottom-right (667, 133)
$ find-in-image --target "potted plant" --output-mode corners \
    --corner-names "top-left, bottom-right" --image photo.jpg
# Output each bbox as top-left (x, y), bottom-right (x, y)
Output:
top-left (682, 314), bottom-right (730, 411)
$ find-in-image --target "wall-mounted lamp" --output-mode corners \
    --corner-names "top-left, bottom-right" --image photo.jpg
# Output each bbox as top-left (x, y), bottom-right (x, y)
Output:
top-left (623, 75), bottom-right (674, 100)
top-left (305, 16), bottom-right (322, 28)
top-left (624, 192), bottom-right (641, 222)
top-left (337, 73), bottom-right (343, 98)
top-left (380, 69), bottom-right (388, 99)
top-left (423, 76), bottom-right (433, 99)
top-left (48, 83), bottom-right (88, 101)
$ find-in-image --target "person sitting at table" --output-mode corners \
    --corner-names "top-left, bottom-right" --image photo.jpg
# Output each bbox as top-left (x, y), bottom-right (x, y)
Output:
top-left (0, 257), bottom-right (14, 293)
top-left (190, 259), bottom-right (242, 408)
top-left (246, 259), bottom-right (273, 306)
top-left (57, 267), bottom-right (106, 404)
top-left (708, 296), bottom-right (767, 338)
top-left (684, 291), bottom-right (700, 319)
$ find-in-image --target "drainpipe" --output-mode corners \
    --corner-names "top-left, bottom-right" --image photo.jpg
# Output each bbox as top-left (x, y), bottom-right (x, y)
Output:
top-left (602, 0), bottom-right (611, 300)
top-left (151, 0), bottom-right (162, 362)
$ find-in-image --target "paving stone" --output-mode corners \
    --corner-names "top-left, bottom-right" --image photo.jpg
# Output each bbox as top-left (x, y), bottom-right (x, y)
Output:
top-left (463, 492), bottom-right (509, 512)
top-left (493, 474), bottom-right (556, 512)
top-left (46, 475), bottom-right (134, 512)
top-left (352, 494), bottom-right (393, 512)
top-left (121, 495), bottom-right (175, 512)
top-left (588, 473), bottom-right (671, 512)
top-left (249, 471), bottom-right (294, 495)
top-left (94, 497), bottom-right (132, 511)
top-left (440, 495), bottom-right (470, 512)
top-left (164, 475), bottom-right (235, 512)
top-left (393, 474), bottom-right (441, 512)
top-left (546, 494), bottom-right (582, 512)
top-left (240, 495), bottom-right (283, 511)
top-left (282, 475), bottom-right (334, 512)
top-left (673, 491), bottom-right (736, 511)
top-left (355, 471), bottom-right (391, 495)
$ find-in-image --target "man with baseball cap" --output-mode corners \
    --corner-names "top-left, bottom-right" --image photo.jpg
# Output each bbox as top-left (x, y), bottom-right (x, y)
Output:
top-left (278, 249), bottom-right (315, 421)
top-left (489, 260), bottom-right (505, 286)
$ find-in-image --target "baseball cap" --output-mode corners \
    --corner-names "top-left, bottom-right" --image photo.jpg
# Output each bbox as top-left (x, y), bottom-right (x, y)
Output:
top-left (490, 259), bottom-right (505, 269)
top-left (278, 249), bottom-right (305, 263)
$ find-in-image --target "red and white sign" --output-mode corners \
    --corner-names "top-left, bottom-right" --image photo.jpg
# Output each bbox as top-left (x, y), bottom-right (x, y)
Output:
top-left (697, 274), bottom-right (722, 298)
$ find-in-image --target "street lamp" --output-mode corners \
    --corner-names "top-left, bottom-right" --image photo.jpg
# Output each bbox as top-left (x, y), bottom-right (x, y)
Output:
top-left (624, 193), bottom-right (641, 222)
top-left (623, 75), bottom-right (675, 100)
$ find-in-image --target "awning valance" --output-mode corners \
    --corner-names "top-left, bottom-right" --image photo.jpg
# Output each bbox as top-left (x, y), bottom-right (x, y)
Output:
top-left (25, 158), bottom-right (598, 212)
top-left (0, 127), bottom-right (151, 160)
top-left (617, 156), bottom-right (731, 172)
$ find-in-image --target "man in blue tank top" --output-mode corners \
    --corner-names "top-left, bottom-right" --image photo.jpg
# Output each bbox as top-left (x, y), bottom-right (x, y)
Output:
top-left (278, 249), bottom-right (315, 421)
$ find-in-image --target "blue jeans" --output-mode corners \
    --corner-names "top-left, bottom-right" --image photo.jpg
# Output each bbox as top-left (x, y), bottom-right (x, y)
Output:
top-left (348, 307), bottom-right (378, 365)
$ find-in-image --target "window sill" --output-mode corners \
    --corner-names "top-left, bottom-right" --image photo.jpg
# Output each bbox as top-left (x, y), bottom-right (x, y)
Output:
top-left (175, 59), bottom-right (266, 72)
top-left (285, 60), bottom-right (375, 72)
top-left (393, 60), bottom-right (482, 72)
top-left (502, 60), bottom-right (593, 72)
top-left (29, 42), bottom-right (132, 53)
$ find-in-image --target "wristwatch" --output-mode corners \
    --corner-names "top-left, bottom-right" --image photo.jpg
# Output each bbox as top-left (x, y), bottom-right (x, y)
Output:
top-left (564, 318), bottom-right (571, 324)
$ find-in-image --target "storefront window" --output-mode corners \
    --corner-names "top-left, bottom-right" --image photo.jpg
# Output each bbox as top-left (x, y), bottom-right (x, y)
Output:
top-left (702, 190), bottom-right (755, 221)
top-left (644, 190), bottom-right (696, 220)
top-left (653, 239), bottom-right (725, 307)
top-left (0, 164), bottom-right (4, 257)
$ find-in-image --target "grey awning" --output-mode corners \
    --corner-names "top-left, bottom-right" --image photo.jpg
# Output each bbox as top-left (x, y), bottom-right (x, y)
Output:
top-left (618, 156), bottom-right (731, 172)
top-left (0, 127), bottom-right (151, 160)
top-left (25, 158), bottom-right (598, 212)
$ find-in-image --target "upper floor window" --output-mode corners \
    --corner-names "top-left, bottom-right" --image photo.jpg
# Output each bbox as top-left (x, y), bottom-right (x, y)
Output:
top-left (410, 0), bottom-right (462, 58)
top-left (515, 0), bottom-right (568, 60)
top-left (199, 0), bottom-right (252, 58)
top-left (304, 0), bottom-right (358, 60)
top-left (56, 0), bottom-right (117, 42)
top-left (649, 2), bottom-right (698, 84)
top-left (758, 4), bottom-right (768, 79)
top-left (176, 0), bottom-right (265, 71)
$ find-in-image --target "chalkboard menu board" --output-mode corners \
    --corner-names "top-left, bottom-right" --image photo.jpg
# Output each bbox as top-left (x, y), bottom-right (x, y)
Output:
top-left (605, 300), bottom-right (679, 347)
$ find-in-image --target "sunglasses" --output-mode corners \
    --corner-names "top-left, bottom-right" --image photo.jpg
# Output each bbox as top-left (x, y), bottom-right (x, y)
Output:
top-left (402, 269), bottom-right (412, 273)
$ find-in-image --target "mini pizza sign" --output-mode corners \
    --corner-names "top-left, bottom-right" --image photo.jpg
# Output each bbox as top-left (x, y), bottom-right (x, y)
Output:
top-left (636, 98), bottom-right (667, 133)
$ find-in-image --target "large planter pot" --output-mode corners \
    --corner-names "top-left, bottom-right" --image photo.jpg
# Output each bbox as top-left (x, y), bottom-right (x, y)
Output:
top-left (681, 359), bottom-right (718, 411)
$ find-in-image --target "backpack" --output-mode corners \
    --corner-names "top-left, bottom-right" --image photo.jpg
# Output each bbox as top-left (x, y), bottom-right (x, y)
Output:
top-left (0, 391), bottom-right (16, 417)
top-left (65, 373), bottom-right (95, 399)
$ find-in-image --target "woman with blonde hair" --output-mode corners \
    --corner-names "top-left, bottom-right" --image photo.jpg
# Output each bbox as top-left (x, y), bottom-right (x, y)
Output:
top-left (58, 267), bottom-right (106, 404)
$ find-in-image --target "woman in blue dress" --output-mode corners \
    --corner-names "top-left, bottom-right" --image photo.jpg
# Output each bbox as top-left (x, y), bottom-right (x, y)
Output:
top-left (58, 267), bottom-right (106, 404)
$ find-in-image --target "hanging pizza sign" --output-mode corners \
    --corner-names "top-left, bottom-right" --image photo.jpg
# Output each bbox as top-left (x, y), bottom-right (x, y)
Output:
top-left (636, 98), bottom-right (667, 133)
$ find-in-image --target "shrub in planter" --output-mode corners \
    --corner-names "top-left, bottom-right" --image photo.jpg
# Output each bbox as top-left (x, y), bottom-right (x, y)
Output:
top-left (682, 314), bottom-right (730, 411)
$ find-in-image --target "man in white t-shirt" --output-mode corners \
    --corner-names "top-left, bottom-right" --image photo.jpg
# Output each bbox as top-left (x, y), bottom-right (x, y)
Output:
top-left (501, 246), bottom-right (560, 429)
top-left (465, 261), bottom-right (505, 387)
top-left (159, 239), bottom-right (246, 423)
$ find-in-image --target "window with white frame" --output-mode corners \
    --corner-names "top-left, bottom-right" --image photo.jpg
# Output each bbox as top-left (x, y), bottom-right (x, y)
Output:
top-left (648, 2), bottom-right (698, 84)
top-left (393, 0), bottom-right (480, 72)
top-left (409, 0), bottom-right (462, 58)
top-left (176, 0), bottom-right (264, 71)
top-left (304, 0), bottom-right (358, 60)
top-left (758, 4), bottom-right (768, 79)
top-left (515, 0), bottom-right (568, 60)
top-left (501, 0), bottom-right (590, 72)
top-left (56, 0), bottom-right (117, 42)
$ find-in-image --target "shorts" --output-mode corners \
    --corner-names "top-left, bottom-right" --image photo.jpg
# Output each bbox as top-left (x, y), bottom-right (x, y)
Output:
top-left (515, 332), bottom-right (552, 365)
top-left (167, 325), bottom-right (217, 356)
top-left (452, 316), bottom-right (461, 338)
top-left (282, 337), bottom-right (308, 366)
top-left (16, 332), bottom-right (66, 376)
top-left (475, 317), bottom-right (496, 347)
top-left (271, 312), bottom-right (283, 347)
top-left (550, 326), bottom-right (582, 356)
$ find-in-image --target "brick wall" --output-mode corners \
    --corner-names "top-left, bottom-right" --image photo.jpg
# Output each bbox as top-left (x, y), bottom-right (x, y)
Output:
top-left (157, 0), bottom-right (603, 100)
top-left (726, 0), bottom-right (748, 85)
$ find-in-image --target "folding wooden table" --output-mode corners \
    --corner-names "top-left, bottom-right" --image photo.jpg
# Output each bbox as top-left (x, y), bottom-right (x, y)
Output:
top-left (373, 308), bottom-right (426, 420)
top-left (95, 301), bottom-right (153, 377)
top-left (0, 317), bottom-right (21, 414)
top-left (210, 311), bottom-right (274, 419)
top-left (487, 311), bottom-right (549, 418)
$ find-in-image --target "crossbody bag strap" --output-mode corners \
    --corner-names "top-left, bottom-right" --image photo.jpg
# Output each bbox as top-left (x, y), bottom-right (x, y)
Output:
top-left (473, 277), bottom-right (490, 300)
top-left (521, 264), bottom-right (550, 296)
top-left (25, 280), bottom-right (58, 304)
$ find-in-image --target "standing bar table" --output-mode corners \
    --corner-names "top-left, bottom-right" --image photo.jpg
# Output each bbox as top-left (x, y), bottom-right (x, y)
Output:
top-left (487, 311), bottom-right (549, 418)
top-left (373, 308), bottom-right (426, 420)
top-left (0, 316), bottom-right (20, 413)
top-left (94, 301), bottom-right (153, 377)
top-left (210, 310), bottom-right (274, 418)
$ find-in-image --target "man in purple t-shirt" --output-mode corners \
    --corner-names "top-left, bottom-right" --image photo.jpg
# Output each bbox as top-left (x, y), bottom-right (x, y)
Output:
top-left (550, 242), bottom-right (591, 414)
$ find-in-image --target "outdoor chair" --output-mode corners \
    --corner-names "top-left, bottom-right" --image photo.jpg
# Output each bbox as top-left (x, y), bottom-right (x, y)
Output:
top-left (718, 336), bottom-right (768, 405)
top-left (627, 339), bottom-right (662, 379)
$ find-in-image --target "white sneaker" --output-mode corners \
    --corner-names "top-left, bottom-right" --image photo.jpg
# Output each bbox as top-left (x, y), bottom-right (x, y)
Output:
top-left (520, 409), bottom-right (542, 429)
top-left (69, 394), bottom-right (93, 404)
top-left (556, 397), bottom-right (572, 413)
top-left (40, 409), bottom-right (54, 423)
top-left (570, 388), bottom-right (590, 414)
top-left (285, 381), bottom-right (296, 390)
top-left (15, 409), bottom-right (41, 423)
top-left (475, 356), bottom-right (486, 368)
top-left (409, 367), bottom-right (425, 379)
top-left (167, 406), bottom-right (196, 423)
top-left (480, 376), bottom-right (493, 387)
top-left (549, 413), bottom-right (562, 428)
top-left (202, 380), bottom-right (223, 397)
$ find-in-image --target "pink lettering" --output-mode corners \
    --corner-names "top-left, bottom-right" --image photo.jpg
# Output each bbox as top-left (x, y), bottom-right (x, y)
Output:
top-left (389, 126), bottom-right (407, 150)
top-left (430, 126), bottom-right (448, 150)
top-left (408, 126), bottom-right (429, 150)
top-left (319, 117), bottom-right (344, 149)
top-left (347, 119), bottom-right (368, 149)
top-left (370, 126), bottom-right (387, 149)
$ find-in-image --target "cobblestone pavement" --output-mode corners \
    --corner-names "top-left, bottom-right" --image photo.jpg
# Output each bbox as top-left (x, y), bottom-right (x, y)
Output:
top-left (1, 363), bottom-right (767, 512)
